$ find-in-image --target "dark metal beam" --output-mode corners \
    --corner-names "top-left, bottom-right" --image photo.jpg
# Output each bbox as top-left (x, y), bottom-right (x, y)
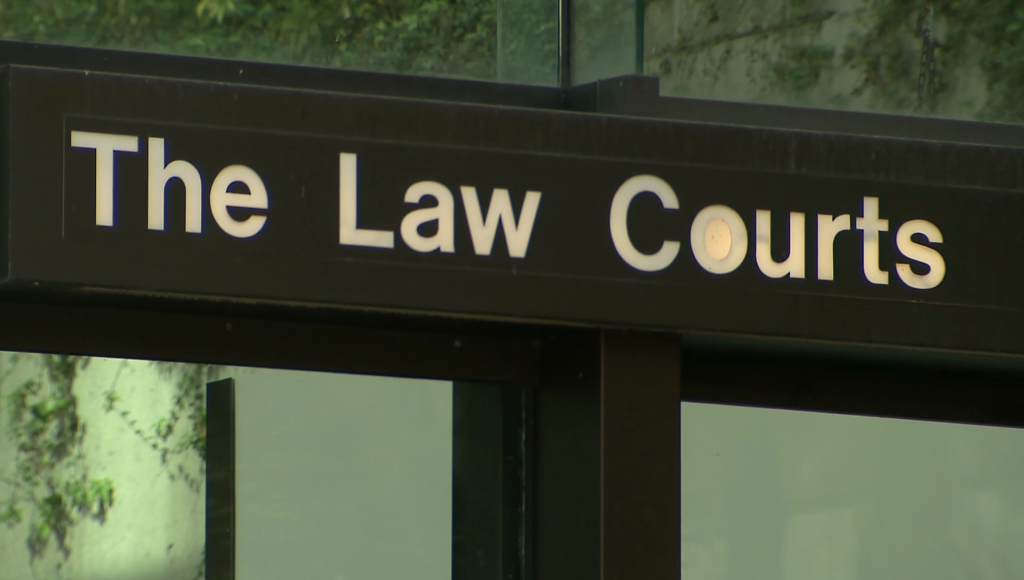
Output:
top-left (600, 331), bottom-right (681, 580)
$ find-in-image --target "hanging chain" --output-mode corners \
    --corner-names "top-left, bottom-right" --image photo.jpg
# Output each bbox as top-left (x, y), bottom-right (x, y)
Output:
top-left (916, 3), bottom-right (939, 112)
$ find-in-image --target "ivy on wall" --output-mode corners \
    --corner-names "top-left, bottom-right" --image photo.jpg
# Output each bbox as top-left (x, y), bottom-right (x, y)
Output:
top-left (938, 0), bottom-right (1024, 122)
top-left (1, 355), bottom-right (215, 579)
top-left (773, 42), bottom-right (835, 94)
top-left (0, 355), bottom-right (113, 565)
top-left (105, 362), bottom-right (217, 580)
top-left (103, 362), bottom-right (219, 493)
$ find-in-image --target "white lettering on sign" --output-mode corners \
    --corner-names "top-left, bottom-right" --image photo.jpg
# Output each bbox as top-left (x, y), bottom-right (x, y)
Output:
top-left (609, 176), bottom-right (946, 289)
top-left (69, 131), bottom-right (139, 227)
top-left (338, 152), bottom-right (394, 249)
top-left (71, 131), bottom-right (269, 237)
top-left (460, 186), bottom-right (542, 258)
top-left (401, 181), bottom-right (456, 254)
top-left (149, 137), bottom-right (203, 233)
top-left (689, 205), bottom-right (747, 275)
top-left (608, 174), bottom-right (681, 272)
top-left (69, 131), bottom-right (946, 290)
top-left (816, 213), bottom-right (851, 282)
top-left (896, 219), bottom-right (946, 289)
top-left (756, 210), bottom-right (805, 279)
top-left (210, 165), bottom-right (269, 239)
top-left (856, 196), bottom-right (890, 285)
top-left (337, 153), bottom-right (543, 257)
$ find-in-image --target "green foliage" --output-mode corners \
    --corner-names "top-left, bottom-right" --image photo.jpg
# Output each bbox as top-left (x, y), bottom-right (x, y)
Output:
top-left (104, 362), bottom-right (218, 492)
top-left (0, 355), bottom-right (114, 562)
top-left (840, 0), bottom-right (947, 113)
top-left (835, 0), bottom-right (1024, 119)
top-left (497, 0), bottom-right (558, 85)
top-left (3, 356), bottom-right (215, 575)
top-left (0, 499), bottom-right (23, 527)
top-left (0, 0), bottom-right (500, 80)
top-left (773, 43), bottom-right (835, 94)
top-left (572, 0), bottom-right (639, 80)
top-left (103, 362), bottom-right (216, 579)
top-left (956, 0), bottom-right (1024, 122)
top-left (651, 0), bottom-right (1024, 123)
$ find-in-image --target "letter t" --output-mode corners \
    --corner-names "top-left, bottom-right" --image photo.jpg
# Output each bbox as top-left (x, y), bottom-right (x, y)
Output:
top-left (855, 196), bottom-right (889, 285)
top-left (71, 131), bottom-right (139, 227)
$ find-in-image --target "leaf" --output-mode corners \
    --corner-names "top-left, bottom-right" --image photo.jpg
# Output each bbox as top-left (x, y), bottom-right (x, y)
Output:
top-left (0, 502), bottom-right (23, 527)
top-left (102, 390), bottom-right (121, 412)
top-left (35, 521), bottom-right (51, 544)
top-left (90, 478), bottom-right (115, 509)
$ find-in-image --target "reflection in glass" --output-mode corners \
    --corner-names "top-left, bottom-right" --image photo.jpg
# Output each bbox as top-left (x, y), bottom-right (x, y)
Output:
top-left (646, 1), bottom-right (1024, 123)
top-left (681, 402), bottom-right (1024, 580)
top-left (499, 0), bottom-right (560, 85)
top-left (573, 0), bottom-right (642, 84)
top-left (0, 0), bottom-right (558, 84)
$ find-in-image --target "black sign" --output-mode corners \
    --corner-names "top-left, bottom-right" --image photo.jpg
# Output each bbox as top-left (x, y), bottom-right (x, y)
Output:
top-left (3, 66), bottom-right (1024, 354)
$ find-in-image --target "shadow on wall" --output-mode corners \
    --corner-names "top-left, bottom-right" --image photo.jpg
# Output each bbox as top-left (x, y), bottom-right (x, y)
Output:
top-left (0, 354), bottom-right (208, 580)
top-left (81, 565), bottom-right (207, 580)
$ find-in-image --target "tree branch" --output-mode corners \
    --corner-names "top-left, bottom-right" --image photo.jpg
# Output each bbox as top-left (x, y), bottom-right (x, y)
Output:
top-left (0, 475), bottom-right (27, 490)
top-left (654, 10), bottom-right (841, 58)
top-left (0, 475), bottom-right (39, 504)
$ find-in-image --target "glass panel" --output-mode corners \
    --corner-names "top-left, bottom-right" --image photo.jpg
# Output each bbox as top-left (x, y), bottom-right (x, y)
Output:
top-left (498, 0), bottom-right (560, 85)
top-left (681, 402), bottom-right (1024, 580)
top-left (1, 351), bottom-right (518, 580)
top-left (646, 1), bottom-right (1024, 123)
top-left (573, 0), bottom-right (642, 85)
top-left (232, 367), bottom-right (452, 580)
top-left (0, 0), bottom-right (558, 85)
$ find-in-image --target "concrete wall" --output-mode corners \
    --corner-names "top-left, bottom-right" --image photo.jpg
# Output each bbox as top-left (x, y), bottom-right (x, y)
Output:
top-left (0, 354), bottom-right (205, 580)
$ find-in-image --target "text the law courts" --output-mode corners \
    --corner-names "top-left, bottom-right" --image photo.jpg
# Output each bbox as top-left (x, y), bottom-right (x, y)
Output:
top-left (70, 130), bottom-right (945, 290)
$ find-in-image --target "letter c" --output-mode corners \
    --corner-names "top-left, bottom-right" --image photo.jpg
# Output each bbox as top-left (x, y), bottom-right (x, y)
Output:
top-left (609, 175), bottom-right (681, 272)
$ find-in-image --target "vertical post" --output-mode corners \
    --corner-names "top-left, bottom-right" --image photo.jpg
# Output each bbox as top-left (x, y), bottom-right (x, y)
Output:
top-left (559, 0), bottom-right (572, 87)
top-left (533, 330), bottom-right (680, 579)
top-left (497, 0), bottom-right (507, 82)
top-left (600, 330), bottom-right (681, 580)
top-left (452, 382), bottom-right (526, 580)
top-left (634, 0), bottom-right (645, 74)
top-left (533, 332), bottom-right (601, 579)
top-left (206, 378), bottom-right (236, 580)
